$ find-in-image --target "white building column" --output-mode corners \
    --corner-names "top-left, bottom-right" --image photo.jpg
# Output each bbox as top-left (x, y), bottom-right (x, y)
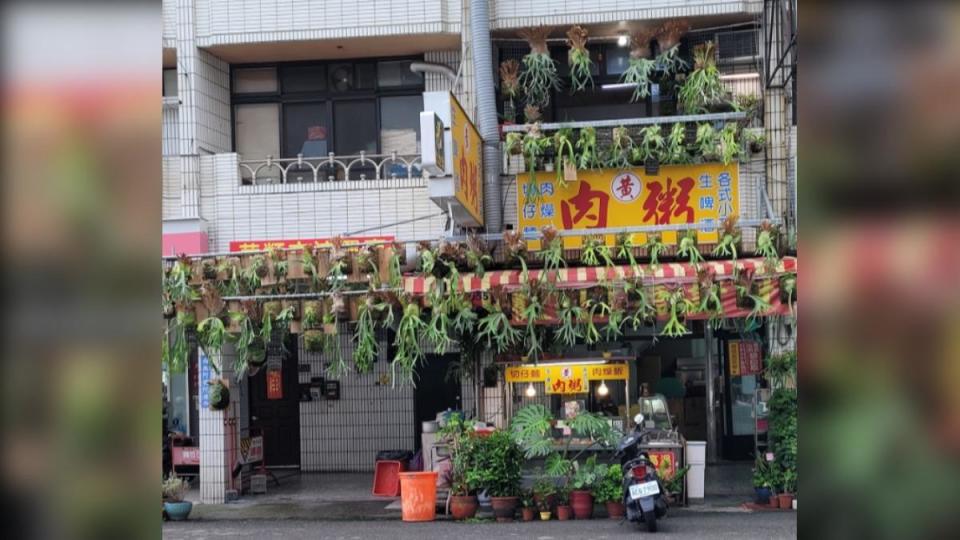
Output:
top-left (197, 348), bottom-right (242, 503)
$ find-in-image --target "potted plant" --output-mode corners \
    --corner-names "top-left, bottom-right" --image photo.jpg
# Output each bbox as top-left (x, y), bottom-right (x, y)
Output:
top-left (469, 430), bottom-right (523, 522)
top-left (162, 473), bottom-right (192, 521)
top-left (660, 463), bottom-right (690, 506)
top-left (533, 477), bottom-right (557, 515)
top-left (569, 455), bottom-right (600, 519)
top-left (555, 486), bottom-right (573, 521)
top-left (520, 489), bottom-right (537, 521)
top-left (438, 415), bottom-right (480, 520)
top-left (537, 496), bottom-right (552, 521)
top-left (767, 466), bottom-right (782, 508)
top-left (752, 457), bottom-right (773, 505)
top-left (778, 468), bottom-right (796, 510)
top-left (594, 463), bottom-right (625, 519)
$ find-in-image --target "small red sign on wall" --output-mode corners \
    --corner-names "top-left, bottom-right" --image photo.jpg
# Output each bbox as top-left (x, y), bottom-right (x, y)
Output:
top-left (267, 368), bottom-right (283, 400)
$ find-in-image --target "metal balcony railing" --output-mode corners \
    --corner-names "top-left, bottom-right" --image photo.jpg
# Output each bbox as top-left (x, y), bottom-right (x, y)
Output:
top-left (239, 152), bottom-right (424, 185)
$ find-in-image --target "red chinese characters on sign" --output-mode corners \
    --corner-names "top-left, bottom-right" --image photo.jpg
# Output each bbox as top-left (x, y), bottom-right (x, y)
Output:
top-left (641, 177), bottom-right (695, 225)
top-left (560, 181), bottom-right (610, 229)
top-left (738, 341), bottom-right (763, 376)
top-left (267, 369), bottom-right (283, 400)
top-left (459, 154), bottom-right (480, 214)
top-left (649, 450), bottom-right (677, 478)
top-left (550, 377), bottom-right (584, 394)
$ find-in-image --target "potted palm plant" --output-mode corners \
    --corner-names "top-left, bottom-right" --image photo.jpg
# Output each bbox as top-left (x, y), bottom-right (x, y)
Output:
top-left (162, 473), bottom-right (192, 521)
top-left (470, 430), bottom-right (524, 522)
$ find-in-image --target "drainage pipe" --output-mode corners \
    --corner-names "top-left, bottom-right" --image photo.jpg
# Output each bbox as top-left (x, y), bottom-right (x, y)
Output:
top-left (469, 0), bottom-right (502, 232)
top-left (409, 61), bottom-right (458, 87)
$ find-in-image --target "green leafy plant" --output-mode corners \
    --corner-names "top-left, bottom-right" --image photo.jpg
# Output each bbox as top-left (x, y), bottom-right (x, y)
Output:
top-left (300, 248), bottom-right (322, 291)
top-left (197, 316), bottom-right (226, 358)
top-left (696, 269), bottom-right (724, 329)
top-left (241, 254), bottom-right (268, 293)
top-left (162, 473), bottom-right (189, 502)
top-left (552, 128), bottom-right (577, 187)
top-left (780, 273), bottom-right (797, 316)
top-left (215, 257), bottom-right (241, 297)
top-left (581, 235), bottom-right (614, 267)
top-left (593, 463), bottom-right (623, 503)
top-left (677, 230), bottom-right (705, 264)
top-left (604, 296), bottom-right (626, 342)
top-left (765, 351), bottom-right (797, 390)
top-left (653, 20), bottom-right (690, 76)
top-left (519, 278), bottom-right (547, 361)
top-left (465, 234), bottom-right (493, 278)
top-left (755, 221), bottom-right (780, 262)
top-left (466, 430), bottom-right (524, 497)
top-left (615, 232), bottom-right (639, 268)
top-left (229, 304), bottom-right (265, 379)
top-left (503, 229), bottom-right (530, 275)
top-left (663, 123), bottom-right (691, 164)
top-left (417, 241), bottom-right (436, 276)
top-left (163, 310), bottom-right (194, 374)
top-left (477, 289), bottom-right (522, 353)
top-left (511, 405), bottom-right (619, 488)
top-left (353, 296), bottom-right (385, 374)
top-left (658, 286), bottom-right (695, 337)
top-left (571, 455), bottom-right (602, 491)
top-left (582, 297), bottom-right (610, 345)
top-left (620, 28), bottom-right (658, 102)
top-left (425, 282), bottom-right (454, 355)
top-left (392, 297), bottom-right (426, 386)
top-left (695, 123), bottom-right (718, 162)
top-left (555, 294), bottom-right (584, 348)
top-left (500, 59), bottom-right (521, 121)
top-left (634, 124), bottom-right (665, 164)
top-left (575, 127), bottom-right (603, 170)
top-left (518, 27), bottom-right (561, 109)
top-left (267, 247), bottom-right (289, 283)
top-left (645, 233), bottom-right (666, 265)
top-left (625, 280), bottom-right (656, 330)
top-left (678, 41), bottom-right (727, 114)
top-left (717, 122), bottom-right (742, 165)
top-left (606, 126), bottom-right (635, 170)
top-left (566, 25), bottom-right (593, 93)
top-left (538, 225), bottom-right (566, 275)
top-left (712, 215), bottom-right (741, 259)
top-left (519, 124), bottom-right (553, 205)
top-left (322, 312), bottom-right (348, 378)
top-left (659, 463), bottom-right (690, 497)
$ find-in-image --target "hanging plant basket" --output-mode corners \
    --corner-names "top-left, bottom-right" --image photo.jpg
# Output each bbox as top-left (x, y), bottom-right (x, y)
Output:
top-left (201, 258), bottom-right (218, 280)
top-left (779, 274), bottom-right (797, 305)
top-left (208, 378), bottom-right (230, 411)
top-left (303, 329), bottom-right (324, 353)
top-left (262, 300), bottom-right (282, 319)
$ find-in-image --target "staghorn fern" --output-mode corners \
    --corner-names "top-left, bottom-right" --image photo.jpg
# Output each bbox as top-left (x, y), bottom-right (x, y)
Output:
top-left (566, 25), bottom-right (594, 93)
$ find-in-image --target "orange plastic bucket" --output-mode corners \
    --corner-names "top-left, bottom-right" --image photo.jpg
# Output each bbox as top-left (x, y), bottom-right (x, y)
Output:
top-left (398, 471), bottom-right (438, 522)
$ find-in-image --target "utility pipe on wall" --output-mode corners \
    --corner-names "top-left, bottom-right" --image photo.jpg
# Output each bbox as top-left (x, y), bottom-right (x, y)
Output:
top-left (409, 61), bottom-right (459, 87)
top-left (469, 0), bottom-right (503, 232)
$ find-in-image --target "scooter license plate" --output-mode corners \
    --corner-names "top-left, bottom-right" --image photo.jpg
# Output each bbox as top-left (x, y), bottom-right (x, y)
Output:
top-left (629, 481), bottom-right (660, 499)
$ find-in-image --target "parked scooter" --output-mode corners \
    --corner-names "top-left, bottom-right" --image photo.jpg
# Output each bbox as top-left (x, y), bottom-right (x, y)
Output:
top-left (615, 413), bottom-right (669, 532)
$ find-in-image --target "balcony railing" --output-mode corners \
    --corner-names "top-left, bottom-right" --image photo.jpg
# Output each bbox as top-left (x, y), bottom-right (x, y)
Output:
top-left (239, 152), bottom-right (423, 186)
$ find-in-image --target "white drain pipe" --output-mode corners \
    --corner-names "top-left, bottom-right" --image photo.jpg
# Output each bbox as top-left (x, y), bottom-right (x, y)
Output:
top-left (470, 0), bottom-right (502, 232)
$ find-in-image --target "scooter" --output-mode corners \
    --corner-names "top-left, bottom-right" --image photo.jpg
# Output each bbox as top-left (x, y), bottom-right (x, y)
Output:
top-left (615, 413), bottom-right (669, 532)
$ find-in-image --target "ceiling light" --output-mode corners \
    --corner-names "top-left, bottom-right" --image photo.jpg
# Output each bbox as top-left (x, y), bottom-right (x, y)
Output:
top-left (598, 381), bottom-right (609, 397)
top-left (526, 382), bottom-right (537, 397)
top-left (617, 32), bottom-right (629, 47)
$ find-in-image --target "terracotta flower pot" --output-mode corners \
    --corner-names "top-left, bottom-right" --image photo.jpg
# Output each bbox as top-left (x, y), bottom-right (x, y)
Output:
top-left (539, 511), bottom-right (552, 521)
top-left (769, 493), bottom-right (780, 508)
top-left (569, 490), bottom-right (594, 519)
top-left (556, 505), bottom-right (573, 521)
top-left (533, 494), bottom-right (556, 512)
top-left (521, 507), bottom-right (536, 521)
top-left (605, 501), bottom-right (626, 519)
top-left (777, 493), bottom-right (794, 510)
top-left (490, 496), bottom-right (519, 522)
top-left (450, 495), bottom-right (478, 520)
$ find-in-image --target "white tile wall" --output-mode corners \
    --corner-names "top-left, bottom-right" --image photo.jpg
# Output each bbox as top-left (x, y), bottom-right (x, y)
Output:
top-left (190, 0), bottom-right (460, 47)
top-left (163, 0), bottom-right (177, 47)
top-left (198, 348), bottom-right (243, 503)
top-left (163, 157), bottom-right (182, 220)
top-left (298, 328), bottom-right (416, 472)
top-left (199, 153), bottom-right (448, 250)
top-left (490, 0), bottom-right (763, 30)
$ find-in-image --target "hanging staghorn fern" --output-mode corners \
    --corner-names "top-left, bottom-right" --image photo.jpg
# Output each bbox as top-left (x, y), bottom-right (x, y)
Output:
top-left (620, 27), bottom-right (658, 102)
top-left (518, 27), bottom-right (561, 109)
top-left (566, 25), bottom-right (593, 93)
top-left (654, 19), bottom-right (690, 77)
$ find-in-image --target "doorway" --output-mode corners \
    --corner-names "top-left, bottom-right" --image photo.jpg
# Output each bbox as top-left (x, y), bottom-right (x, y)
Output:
top-left (413, 354), bottom-right (462, 451)
top-left (248, 335), bottom-right (301, 467)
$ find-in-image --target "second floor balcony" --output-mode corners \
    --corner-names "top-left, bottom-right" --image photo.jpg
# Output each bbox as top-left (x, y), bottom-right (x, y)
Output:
top-left (239, 152), bottom-right (424, 186)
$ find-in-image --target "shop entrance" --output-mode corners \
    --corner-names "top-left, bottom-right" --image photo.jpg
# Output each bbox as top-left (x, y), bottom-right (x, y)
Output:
top-left (413, 353), bottom-right (462, 450)
top-left (248, 336), bottom-right (301, 468)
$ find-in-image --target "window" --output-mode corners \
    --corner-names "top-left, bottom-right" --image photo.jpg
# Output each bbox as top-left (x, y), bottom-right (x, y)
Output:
top-left (231, 58), bottom-right (425, 174)
top-left (234, 67), bottom-right (278, 94)
top-left (163, 69), bottom-right (177, 97)
top-left (377, 60), bottom-right (423, 88)
top-left (605, 47), bottom-right (630, 76)
top-left (281, 65), bottom-right (326, 93)
top-left (380, 95), bottom-right (422, 154)
top-left (283, 103), bottom-right (329, 158)
top-left (334, 100), bottom-right (377, 155)
top-left (235, 103), bottom-right (280, 182)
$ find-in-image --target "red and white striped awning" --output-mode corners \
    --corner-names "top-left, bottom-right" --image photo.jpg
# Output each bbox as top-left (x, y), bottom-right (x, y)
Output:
top-left (402, 257), bottom-right (797, 320)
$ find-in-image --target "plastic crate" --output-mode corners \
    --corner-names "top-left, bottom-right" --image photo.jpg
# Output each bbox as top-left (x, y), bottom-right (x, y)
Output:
top-left (250, 474), bottom-right (267, 494)
top-left (372, 460), bottom-right (406, 497)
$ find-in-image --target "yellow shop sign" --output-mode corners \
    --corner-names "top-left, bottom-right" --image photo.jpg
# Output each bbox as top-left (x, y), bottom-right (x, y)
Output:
top-left (516, 163), bottom-right (739, 246)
